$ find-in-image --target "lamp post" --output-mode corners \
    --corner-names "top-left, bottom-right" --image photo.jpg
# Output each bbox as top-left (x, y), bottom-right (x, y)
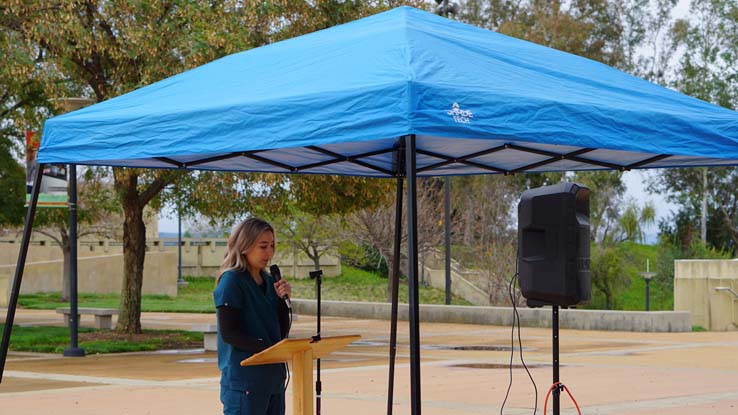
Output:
top-left (176, 194), bottom-right (187, 287)
top-left (173, 184), bottom-right (187, 288)
top-left (639, 259), bottom-right (656, 312)
top-left (56, 98), bottom-right (95, 357)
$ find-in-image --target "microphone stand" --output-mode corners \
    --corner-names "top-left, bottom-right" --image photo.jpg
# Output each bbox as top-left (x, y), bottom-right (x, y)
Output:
top-left (309, 269), bottom-right (323, 415)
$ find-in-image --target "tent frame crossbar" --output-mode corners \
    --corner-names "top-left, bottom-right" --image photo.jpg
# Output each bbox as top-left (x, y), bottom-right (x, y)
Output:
top-left (510, 147), bottom-right (597, 173)
top-left (145, 142), bottom-right (674, 177)
top-left (156, 147), bottom-right (398, 175)
top-left (306, 146), bottom-right (395, 175)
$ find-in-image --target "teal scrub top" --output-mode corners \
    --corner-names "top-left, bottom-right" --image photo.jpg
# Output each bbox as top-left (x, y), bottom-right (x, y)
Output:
top-left (214, 269), bottom-right (286, 393)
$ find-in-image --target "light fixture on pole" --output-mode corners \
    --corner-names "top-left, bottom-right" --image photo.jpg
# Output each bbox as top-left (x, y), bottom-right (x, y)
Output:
top-left (639, 259), bottom-right (656, 312)
top-left (714, 286), bottom-right (738, 298)
top-left (435, 0), bottom-right (460, 17)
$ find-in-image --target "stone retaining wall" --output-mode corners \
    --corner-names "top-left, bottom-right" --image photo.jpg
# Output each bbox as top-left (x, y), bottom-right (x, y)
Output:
top-left (292, 299), bottom-right (691, 332)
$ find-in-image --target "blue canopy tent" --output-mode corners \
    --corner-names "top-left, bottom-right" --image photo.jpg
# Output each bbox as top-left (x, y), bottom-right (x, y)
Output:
top-left (2, 6), bottom-right (738, 413)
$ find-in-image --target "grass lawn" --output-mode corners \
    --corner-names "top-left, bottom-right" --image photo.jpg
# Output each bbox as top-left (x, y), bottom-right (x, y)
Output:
top-left (290, 266), bottom-right (472, 305)
top-left (0, 324), bottom-right (202, 354)
top-left (616, 243), bottom-right (673, 311)
top-left (18, 276), bottom-right (215, 313)
top-left (18, 266), bottom-right (471, 313)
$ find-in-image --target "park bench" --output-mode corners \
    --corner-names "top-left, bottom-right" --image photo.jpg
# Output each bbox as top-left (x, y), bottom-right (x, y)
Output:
top-left (56, 307), bottom-right (118, 329)
top-left (191, 323), bottom-right (218, 351)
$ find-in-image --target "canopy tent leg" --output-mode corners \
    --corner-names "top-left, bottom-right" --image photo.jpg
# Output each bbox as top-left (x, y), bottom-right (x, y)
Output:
top-left (0, 164), bottom-right (44, 383)
top-left (405, 134), bottom-right (422, 415)
top-left (387, 176), bottom-right (404, 415)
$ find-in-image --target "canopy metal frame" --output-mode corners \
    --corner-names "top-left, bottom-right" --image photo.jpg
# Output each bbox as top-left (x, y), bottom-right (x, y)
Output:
top-left (137, 141), bottom-right (675, 176)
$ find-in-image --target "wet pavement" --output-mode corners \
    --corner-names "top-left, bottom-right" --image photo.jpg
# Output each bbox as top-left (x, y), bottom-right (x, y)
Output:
top-left (2, 308), bottom-right (738, 414)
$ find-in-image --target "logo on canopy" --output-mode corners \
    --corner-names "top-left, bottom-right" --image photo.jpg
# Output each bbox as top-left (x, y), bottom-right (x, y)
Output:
top-left (447, 102), bottom-right (473, 124)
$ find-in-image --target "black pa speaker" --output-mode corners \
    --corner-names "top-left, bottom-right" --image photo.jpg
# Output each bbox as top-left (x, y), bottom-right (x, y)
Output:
top-left (517, 182), bottom-right (590, 308)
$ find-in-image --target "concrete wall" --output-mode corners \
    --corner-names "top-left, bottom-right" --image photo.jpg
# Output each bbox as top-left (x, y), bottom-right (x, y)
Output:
top-left (0, 238), bottom-right (341, 280)
top-left (423, 267), bottom-right (490, 306)
top-left (675, 259), bottom-right (738, 331)
top-left (0, 237), bottom-right (340, 303)
top-left (292, 299), bottom-right (692, 332)
top-left (418, 249), bottom-right (492, 306)
top-left (0, 274), bottom-right (8, 307)
top-left (150, 239), bottom-right (341, 278)
top-left (0, 251), bottom-right (178, 298)
top-left (0, 239), bottom-right (127, 264)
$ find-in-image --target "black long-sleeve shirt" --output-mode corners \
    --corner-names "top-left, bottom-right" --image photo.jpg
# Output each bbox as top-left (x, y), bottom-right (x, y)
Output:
top-left (217, 299), bottom-right (290, 353)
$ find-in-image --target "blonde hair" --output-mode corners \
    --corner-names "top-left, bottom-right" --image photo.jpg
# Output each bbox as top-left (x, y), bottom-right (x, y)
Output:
top-left (217, 218), bottom-right (275, 284)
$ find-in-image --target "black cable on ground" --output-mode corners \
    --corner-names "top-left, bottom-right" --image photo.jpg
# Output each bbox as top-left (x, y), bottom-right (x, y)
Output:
top-left (514, 273), bottom-right (538, 414)
top-left (500, 271), bottom-right (518, 415)
top-left (500, 263), bottom-right (538, 414)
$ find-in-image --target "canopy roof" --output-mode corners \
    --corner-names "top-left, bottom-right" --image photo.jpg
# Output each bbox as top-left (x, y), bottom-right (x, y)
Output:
top-left (39, 6), bottom-right (738, 176)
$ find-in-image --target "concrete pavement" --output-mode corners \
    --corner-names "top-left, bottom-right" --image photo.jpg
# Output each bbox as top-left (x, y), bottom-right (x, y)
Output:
top-left (2, 308), bottom-right (738, 414)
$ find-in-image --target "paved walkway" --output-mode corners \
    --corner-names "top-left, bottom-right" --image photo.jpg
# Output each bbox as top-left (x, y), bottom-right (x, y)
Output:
top-left (2, 308), bottom-right (738, 414)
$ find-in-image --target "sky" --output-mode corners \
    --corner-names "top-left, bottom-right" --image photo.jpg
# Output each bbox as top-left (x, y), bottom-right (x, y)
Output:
top-left (158, 0), bottom-right (691, 239)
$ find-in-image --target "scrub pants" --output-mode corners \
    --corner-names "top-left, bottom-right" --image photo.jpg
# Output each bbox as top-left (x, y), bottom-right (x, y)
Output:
top-left (221, 387), bottom-right (285, 415)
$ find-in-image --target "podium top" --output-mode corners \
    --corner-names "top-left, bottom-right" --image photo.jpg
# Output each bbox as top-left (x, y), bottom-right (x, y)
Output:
top-left (241, 334), bottom-right (360, 366)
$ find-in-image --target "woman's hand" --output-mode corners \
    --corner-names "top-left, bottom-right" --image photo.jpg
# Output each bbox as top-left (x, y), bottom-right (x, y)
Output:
top-left (274, 279), bottom-right (292, 299)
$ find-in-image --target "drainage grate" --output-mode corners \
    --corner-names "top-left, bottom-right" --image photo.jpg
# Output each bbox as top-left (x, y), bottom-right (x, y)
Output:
top-left (350, 340), bottom-right (389, 347)
top-left (451, 363), bottom-right (544, 369)
top-left (423, 345), bottom-right (535, 352)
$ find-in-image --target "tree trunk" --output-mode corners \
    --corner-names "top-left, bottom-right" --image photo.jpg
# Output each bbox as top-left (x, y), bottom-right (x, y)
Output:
top-left (604, 285), bottom-right (612, 310)
top-left (309, 245), bottom-right (321, 271)
top-left (116, 187), bottom-right (146, 333)
top-left (719, 207), bottom-right (738, 256)
top-left (112, 169), bottom-right (172, 334)
top-left (462, 206), bottom-right (474, 246)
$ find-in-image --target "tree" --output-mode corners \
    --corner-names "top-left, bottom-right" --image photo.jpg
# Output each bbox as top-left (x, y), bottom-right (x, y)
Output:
top-left (607, 0), bottom-right (682, 82)
top-left (617, 200), bottom-right (656, 243)
top-left (273, 211), bottom-right (342, 272)
top-left (650, 167), bottom-right (738, 254)
top-left (671, 0), bottom-right (738, 110)
top-left (648, 0), bottom-right (738, 256)
top-left (345, 178), bottom-right (444, 301)
top-left (0, 152), bottom-right (25, 227)
top-left (589, 243), bottom-right (628, 309)
top-left (445, 175), bottom-right (521, 304)
top-left (458, 0), bottom-right (635, 68)
top-left (0, 23), bottom-right (53, 228)
top-left (267, 174), bottom-right (393, 274)
top-left (572, 171), bottom-right (626, 243)
top-left (452, 175), bottom-right (517, 247)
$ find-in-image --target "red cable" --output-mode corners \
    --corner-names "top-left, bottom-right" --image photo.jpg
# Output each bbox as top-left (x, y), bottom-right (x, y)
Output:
top-left (543, 382), bottom-right (582, 415)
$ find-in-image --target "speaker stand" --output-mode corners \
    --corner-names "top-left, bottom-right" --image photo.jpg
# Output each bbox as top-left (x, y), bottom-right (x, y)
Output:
top-left (309, 269), bottom-right (324, 415)
top-left (552, 305), bottom-right (561, 415)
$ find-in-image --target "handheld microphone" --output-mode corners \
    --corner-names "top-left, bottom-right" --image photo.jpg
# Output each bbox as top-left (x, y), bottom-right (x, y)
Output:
top-left (269, 264), bottom-right (291, 310)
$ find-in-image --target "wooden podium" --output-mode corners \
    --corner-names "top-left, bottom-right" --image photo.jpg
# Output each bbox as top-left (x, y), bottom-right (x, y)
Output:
top-left (241, 335), bottom-right (360, 415)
